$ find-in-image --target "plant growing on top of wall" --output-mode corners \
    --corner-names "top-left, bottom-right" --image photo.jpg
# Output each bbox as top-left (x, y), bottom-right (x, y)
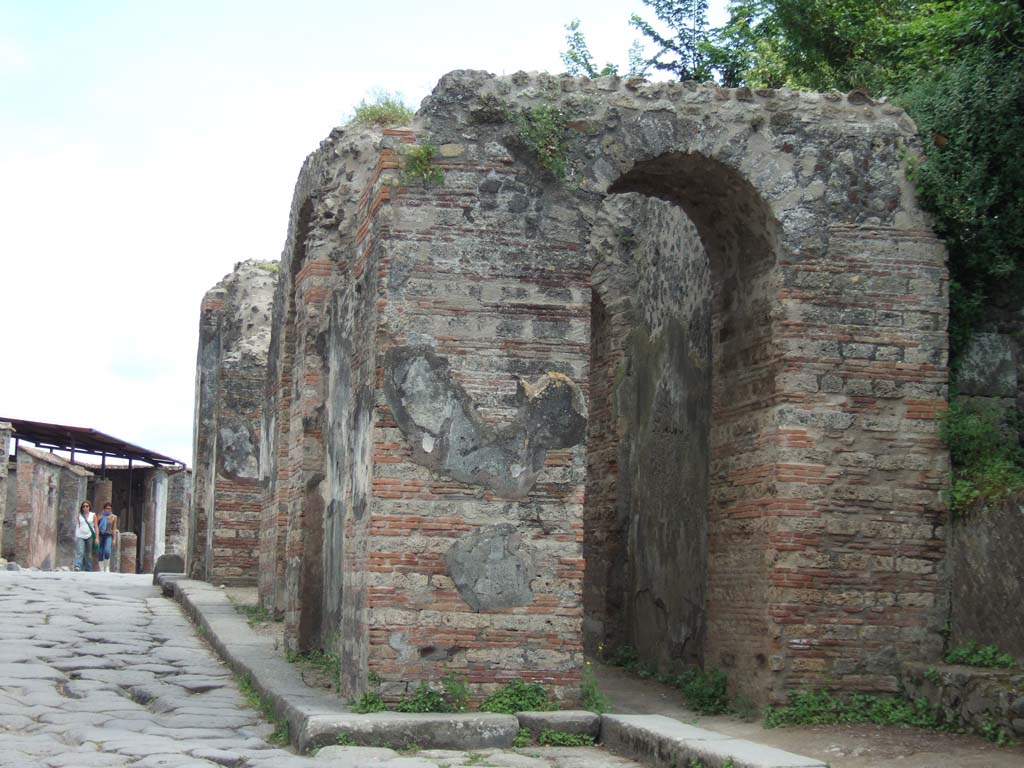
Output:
top-left (349, 90), bottom-right (415, 127)
top-left (400, 143), bottom-right (445, 187)
top-left (513, 105), bottom-right (570, 179)
top-left (469, 94), bottom-right (512, 124)
top-left (945, 641), bottom-right (1016, 669)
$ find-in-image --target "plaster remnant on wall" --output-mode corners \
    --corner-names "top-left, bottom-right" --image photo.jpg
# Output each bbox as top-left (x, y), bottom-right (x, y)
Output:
top-left (445, 523), bottom-right (535, 611)
top-left (217, 418), bottom-right (259, 480)
top-left (384, 346), bottom-right (587, 498)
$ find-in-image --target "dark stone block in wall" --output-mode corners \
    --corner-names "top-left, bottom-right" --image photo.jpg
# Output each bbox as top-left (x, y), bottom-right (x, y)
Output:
top-left (152, 553), bottom-right (185, 584)
top-left (446, 524), bottom-right (534, 611)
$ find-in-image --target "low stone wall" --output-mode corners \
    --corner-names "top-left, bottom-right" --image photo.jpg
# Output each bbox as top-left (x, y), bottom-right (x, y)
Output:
top-left (903, 661), bottom-right (1024, 741)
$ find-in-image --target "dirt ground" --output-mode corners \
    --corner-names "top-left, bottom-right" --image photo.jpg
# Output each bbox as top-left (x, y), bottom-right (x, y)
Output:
top-left (221, 587), bottom-right (1023, 767)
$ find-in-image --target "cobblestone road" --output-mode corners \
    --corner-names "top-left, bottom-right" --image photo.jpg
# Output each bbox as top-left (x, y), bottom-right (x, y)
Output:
top-left (0, 572), bottom-right (642, 768)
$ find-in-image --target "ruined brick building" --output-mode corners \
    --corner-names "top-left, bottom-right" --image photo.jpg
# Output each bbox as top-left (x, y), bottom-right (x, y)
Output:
top-left (193, 71), bottom-right (950, 706)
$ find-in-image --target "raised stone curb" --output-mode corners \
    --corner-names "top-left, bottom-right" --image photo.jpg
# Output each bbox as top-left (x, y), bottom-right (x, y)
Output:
top-left (517, 710), bottom-right (601, 739)
top-left (162, 576), bottom-right (824, 766)
top-left (161, 576), bottom-right (519, 753)
top-left (600, 714), bottom-right (827, 768)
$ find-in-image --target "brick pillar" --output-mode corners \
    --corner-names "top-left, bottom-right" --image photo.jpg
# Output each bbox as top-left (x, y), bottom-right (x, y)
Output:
top-left (0, 423), bottom-right (10, 561)
top-left (119, 532), bottom-right (138, 574)
top-left (142, 496), bottom-right (156, 573)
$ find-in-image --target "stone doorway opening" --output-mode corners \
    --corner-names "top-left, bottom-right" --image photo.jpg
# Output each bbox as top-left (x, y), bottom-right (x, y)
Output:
top-left (584, 152), bottom-right (781, 688)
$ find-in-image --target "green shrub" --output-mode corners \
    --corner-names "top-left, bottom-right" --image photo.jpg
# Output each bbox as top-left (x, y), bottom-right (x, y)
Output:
top-left (513, 728), bottom-right (532, 748)
top-left (979, 714), bottom-right (1013, 746)
top-left (898, 42), bottom-right (1024, 358)
top-left (400, 143), bottom-right (444, 187)
top-left (581, 663), bottom-right (609, 714)
top-left (395, 681), bottom-right (449, 713)
top-left (945, 642), bottom-right (1015, 668)
top-left (941, 400), bottom-right (1024, 514)
top-left (351, 691), bottom-right (387, 713)
top-left (350, 91), bottom-right (414, 127)
top-left (538, 729), bottom-right (595, 746)
top-left (764, 689), bottom-right (942, 729)
top-left (604, 647), bottom-right (729, 715)
top-left (441, 671), bottom-right (470, 713)
top-left (480, 680), bottom-right (555, 714)
top-left (678, 667), bottom-right (729, 715)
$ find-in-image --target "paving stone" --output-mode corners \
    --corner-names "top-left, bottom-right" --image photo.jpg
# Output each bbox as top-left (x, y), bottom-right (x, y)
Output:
top-left (0, 572), bottom-right (652, 768)
top-left (314, 746), bottom-right (401, 766)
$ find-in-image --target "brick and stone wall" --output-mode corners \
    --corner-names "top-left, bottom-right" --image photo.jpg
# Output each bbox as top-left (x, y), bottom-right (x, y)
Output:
top-left (14, 446), bottom-right (91, 569)
top-left (165, 468), bottom-right (191, 557)
top-left (248, 70), bottom-right (949, 705)
top-left (191, 260), bottom-right (275, 584)
top-left (0, 423), bottom-right (10, 559)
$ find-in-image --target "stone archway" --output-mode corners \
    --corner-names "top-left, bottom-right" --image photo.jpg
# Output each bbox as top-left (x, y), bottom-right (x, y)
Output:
top-left (258, 70), bottom-right (950, 705)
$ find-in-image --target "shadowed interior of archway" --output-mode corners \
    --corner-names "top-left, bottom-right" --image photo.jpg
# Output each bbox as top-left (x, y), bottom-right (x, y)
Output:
top-left (585, 152), bottom-right (784, 694)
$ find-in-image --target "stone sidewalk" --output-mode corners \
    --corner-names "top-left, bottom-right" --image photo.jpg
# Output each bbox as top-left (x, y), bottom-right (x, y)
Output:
top-left (161, 575), bottom-right (826, 768)
top-left (0, 571), bottom-right (649, 768)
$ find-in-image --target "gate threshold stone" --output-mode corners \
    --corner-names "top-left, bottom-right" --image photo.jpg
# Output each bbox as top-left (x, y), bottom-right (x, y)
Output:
top-left (160, 576), bottom-right (824, 766)
top-left (601, 715), bottom-right (827, 768)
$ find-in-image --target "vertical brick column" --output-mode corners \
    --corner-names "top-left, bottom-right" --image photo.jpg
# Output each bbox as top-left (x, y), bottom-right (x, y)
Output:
top-left (190, 288), bottom-right (225, 579)
top-left (119, 532), bottom-right (138, 574)
top-left (364, 132), bottom-right (590, 702)
top-left (761, 225), bottom-right (949, 699)
top-left (92, 478), bottom-right (113, 512)
top-left (142, 495), bottom-right (156, 574)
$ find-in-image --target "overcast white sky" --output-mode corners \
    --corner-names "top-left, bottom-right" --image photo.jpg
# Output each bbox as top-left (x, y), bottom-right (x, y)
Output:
top-left (1, 0), bottom-right (728, 466)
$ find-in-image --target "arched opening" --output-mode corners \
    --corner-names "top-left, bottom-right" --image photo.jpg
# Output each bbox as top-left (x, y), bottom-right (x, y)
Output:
top-left (585, 152), bottom-right (782, 695)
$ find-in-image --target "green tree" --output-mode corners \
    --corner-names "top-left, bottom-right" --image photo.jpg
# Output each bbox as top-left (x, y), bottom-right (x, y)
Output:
top-left (561, 19), bottom-right (648, 78)
top-left (630, 0), bottom-right (715, 81)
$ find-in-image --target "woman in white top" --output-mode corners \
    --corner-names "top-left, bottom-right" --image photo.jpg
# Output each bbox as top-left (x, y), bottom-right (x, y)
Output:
top-left (74, 501), bottom-right (96, 572)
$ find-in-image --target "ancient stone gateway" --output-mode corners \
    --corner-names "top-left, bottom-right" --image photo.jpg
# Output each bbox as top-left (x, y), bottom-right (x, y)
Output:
top-left (256, 70), bottom-right (949, 705)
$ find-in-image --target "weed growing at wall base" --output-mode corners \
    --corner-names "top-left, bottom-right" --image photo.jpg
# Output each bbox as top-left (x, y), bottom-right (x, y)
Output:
top-left (945, 642), bottom-right (1016, 668)
top-left (538, 730), bottom-right (595, 746)
top-left (764, 689), bottom-right (943, 730)
top-left (237, 674), bottom-right (290, 745)
top-left (480, 680), bottom-right (555, 714)
top-left (581, 662), bottom-right (609, 714)
top-left (604, 647), bottom-right (729, 715)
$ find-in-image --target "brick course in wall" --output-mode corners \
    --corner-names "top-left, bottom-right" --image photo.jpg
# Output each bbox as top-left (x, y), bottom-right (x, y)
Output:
top-left (245, 71), bottom-right (949, 706)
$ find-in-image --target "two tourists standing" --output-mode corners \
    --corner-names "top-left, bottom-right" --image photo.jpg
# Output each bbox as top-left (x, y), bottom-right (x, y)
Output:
top-left (73, 500), bottom-right (118, 572)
